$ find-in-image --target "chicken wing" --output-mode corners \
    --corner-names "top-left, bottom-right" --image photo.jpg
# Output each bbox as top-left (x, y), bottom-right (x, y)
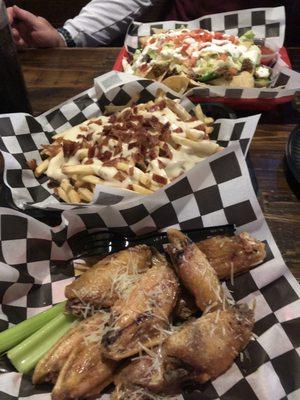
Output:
top-left (33, 312), bottom-right (106, 384)
top-left (101, 252), bottom-right (179, 361)
top-left (65, 245), bottom-right (152, 316)
top-left (51, 312), bottom-right (117, 400)
top-left (197, 232), bottom-right (266, 279)
top-left (167, 229), bottom-right (226, 312)
top-left (113, 305), bottom-right (254, 396)
top-left (164, 305), bottom-right (254, 383)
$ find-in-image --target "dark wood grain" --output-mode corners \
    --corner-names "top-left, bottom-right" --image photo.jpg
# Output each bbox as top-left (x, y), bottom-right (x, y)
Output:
top-left (14, 47), bottom-right (300, 281)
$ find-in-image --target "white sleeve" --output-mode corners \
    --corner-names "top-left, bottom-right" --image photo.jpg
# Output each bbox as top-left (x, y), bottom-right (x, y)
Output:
top-left (63, 0), bottom-right (157, 47)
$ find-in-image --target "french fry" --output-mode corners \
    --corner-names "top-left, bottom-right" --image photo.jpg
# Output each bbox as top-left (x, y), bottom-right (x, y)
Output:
top-left (55, 186), bottom-right (69, 203)
top-left (78, 188), bottom-right (93, 203)
top-left (62, 165), bottom-right (94, 176)
top-left (129, 184), bottom-right (154, 195)
top-left (81, 175), bottom-right (104, 185)
top-left (35, 159), bottom-right (49, 178)
top-left (68, 189), bottom-right (81, 204)
top-left (76, 149), bottom-right (89, 161)
top-left (116, 162), bottom-right (131, 173)
top-left (204, 117), bottom-right (214, 125)
top-left (171, 134), bottom-right (219, 155)
top-left (35, 94), bottom-right (219, 204)
top-left (186, 129), bottom-right (205, 141)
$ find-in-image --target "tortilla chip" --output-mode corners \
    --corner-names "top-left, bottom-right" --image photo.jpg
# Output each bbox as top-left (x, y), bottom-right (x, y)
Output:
top-left (229, 71), bottom-right (254, 88)
top-left (152, 28), bottom-right (166, 34)
top-left (139, 36), bottom-right (150, 47)
top-left (209, 77), bottom-right (230, 86)
top-left (162, 75), bottom-right (190, 94)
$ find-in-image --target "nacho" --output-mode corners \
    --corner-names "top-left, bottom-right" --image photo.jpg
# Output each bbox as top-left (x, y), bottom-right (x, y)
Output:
top-left (124, 28), bottom-right (272, 93)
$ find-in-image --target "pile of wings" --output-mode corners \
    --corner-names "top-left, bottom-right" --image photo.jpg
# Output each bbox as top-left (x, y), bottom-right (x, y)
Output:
top-left (33, 229), bottom-right (266, 400)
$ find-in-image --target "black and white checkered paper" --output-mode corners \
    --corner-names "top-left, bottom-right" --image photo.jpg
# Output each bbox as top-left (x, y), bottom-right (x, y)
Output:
top-left (124, 6), bottom-right (300, 100)
top-left (0, 143), bottom-right (299, 400)
top-left (0, 71), bottom-right (260, 211)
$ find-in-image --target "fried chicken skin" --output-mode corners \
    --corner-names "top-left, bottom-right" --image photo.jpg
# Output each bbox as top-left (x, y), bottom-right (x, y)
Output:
top-left (33, 313), bottom-right (106, 385)
top-left (197, 233), bottom-right (266, 279)
top-left (51, 312), bottom-right (117, 400)
top-left (65, 245), bottom-right (152, 315)
top-left (167, 229), bottom-right (226, 312)
top-left (164, 305), bottom-right (254, 383)
top-left (101, 252), bottom-right (179, 361)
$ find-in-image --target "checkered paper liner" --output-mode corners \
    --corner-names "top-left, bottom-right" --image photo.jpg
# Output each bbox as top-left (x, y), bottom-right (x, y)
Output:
top-left (0, 71), bottom-right (260, 211)
top-left (124, 6), bottom-right (300, 100)
top-left (0, 143), bottom-right (299, 400)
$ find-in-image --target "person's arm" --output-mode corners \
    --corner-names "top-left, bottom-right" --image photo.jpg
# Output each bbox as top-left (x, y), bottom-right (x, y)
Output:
top-left (62, 0), bottom-right (157, 47)
top-left (7, 0), bottom-right (157, 48)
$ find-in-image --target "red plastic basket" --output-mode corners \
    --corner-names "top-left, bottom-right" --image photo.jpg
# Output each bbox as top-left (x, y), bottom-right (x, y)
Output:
top-left (113, 47), bottom-right (293, 111)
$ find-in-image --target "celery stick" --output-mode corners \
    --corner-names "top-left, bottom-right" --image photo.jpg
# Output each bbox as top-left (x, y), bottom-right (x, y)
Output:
top-left (0, 301), bottom-right (66, 353)
top-left (7, 312), bottom-right (76, 374)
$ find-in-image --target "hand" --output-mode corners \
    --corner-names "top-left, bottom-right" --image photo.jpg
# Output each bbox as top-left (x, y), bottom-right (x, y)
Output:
top-left (7, 5), bottom-right (66, 48)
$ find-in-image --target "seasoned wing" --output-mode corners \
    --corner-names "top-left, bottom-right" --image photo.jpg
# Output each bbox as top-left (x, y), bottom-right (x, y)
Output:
top-left (65, 245), bottom-right (152, 315)
top-left (197, 232), bottom-right (266, 279)
top-left (113, 305), bottom-right (254, 396)
top-left (173, 291), bottom-right (198, 322)
top-left (114, 348), bottom-right (182, 396)
top-left (33, 313), bottom-right (105, 384)
top-left (164, 305), bottom-right (254, 383)
top-left (51, 312), bottom-right (117, 400)
top-left (101, 252), bottom-right (179, 361)
top-left (167, 229), bottom-right (226, 312)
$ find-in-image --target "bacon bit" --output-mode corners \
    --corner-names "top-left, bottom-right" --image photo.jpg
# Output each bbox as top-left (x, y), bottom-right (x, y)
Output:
top-left (79, 125), bottom-right (89, 131)
top-left (88, 146), bottom-right (96, 158)
top-left (173, 127), bottom-right (183, 133)
top-left (149, 149), bottom-right (158, 160)
top-left (27, 159), bottom-right (37, 171)
top-left (77, 132), bottom-right (93, 141)
top-left (113, 171), bottom-right (126, 182)
top-left (159, 143), bottom-right (172, 159)
top-left (120, 109), bottom-right (132, 120)
top-left (98, 151), bottom-right (112, 162)
top-left (127, 184), bottom-right (134, 191)
top-left (129, 166), bottom-right (134, 176)
top-left (84, 159), bottom-right (94, 164)
top-left (113, 143), bottom-right (122, 156)
top-left (62, 140), bottom-right (79, 157)
top-left (88, 119), bottom-right (102, 126)
top-left (47, 179), bottom-right (60, 189)
top-left (173, 143), bottom-right (182, 150)
top-left (153, 173), bottom-right (168, 185)
top-left (158, 159), bottom-right (166, 169)
top-left (128, 141), bottom-right (138, 150)
top-left (101, 136), bottom-right (109, 146)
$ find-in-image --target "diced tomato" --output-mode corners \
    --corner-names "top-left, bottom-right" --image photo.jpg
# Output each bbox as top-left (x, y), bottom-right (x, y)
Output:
top-left (149, 38), bottom-right (156, 44)
top-left (139, 63), bottom-right (148, 72)
top-left (214, 32), bottom-right (225, 40)
top-left (181, 43), bottom-right (190, 54)
top-left (260, 45), bottom-right (276, 65)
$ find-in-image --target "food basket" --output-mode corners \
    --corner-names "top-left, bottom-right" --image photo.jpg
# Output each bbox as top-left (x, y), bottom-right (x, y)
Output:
top-left (0, 71), bottom-right (261, 211)
top-left (114, 6), bottom-right (300, 111)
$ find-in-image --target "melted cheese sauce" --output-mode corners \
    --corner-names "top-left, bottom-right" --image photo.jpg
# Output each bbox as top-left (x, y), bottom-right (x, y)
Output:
top-left (45, 102), bottom-right (220, 191)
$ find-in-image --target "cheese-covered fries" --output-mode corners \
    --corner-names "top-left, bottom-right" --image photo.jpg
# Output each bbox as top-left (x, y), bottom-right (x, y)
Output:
top-left (29, 95), bottom-right (220, 203)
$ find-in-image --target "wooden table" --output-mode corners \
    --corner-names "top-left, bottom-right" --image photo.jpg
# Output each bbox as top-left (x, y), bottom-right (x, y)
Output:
top-left (16, 47), bottom-right (300, 281)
